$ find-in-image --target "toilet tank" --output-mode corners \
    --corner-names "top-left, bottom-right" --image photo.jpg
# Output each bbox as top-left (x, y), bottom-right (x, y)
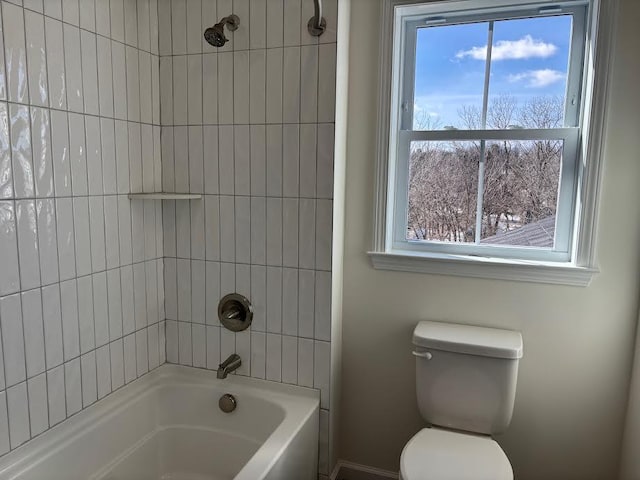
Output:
top-left (413, 321), bottom-right (523, 435)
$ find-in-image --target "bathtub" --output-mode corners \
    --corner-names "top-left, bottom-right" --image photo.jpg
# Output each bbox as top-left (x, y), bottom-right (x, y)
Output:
top-left (0, 365), bottom-right (319, 480)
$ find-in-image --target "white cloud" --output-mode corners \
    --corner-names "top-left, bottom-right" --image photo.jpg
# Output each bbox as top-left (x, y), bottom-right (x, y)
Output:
top-left (456, 35), bottom-right (558, 61)
top-left (507, 69), bottom-right (565, 87)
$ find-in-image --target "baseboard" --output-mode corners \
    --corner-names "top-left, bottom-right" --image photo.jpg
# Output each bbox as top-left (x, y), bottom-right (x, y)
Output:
top-left (330, 460), bottom-right (399, 480)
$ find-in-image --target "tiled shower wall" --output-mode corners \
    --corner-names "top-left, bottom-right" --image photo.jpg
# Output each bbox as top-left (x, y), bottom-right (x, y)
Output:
top-left (0, 0), bottom-right (166, 455)
top-left (158, 0), bottom-right (337, 476)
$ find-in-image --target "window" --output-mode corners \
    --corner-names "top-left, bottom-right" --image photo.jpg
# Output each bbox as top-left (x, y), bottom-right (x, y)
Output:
top-left (371, 0), bottom-right (617, 285)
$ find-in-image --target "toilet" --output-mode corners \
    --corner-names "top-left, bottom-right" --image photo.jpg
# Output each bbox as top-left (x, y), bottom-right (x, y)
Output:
top-left (400, 321), bottom-right (523, 480)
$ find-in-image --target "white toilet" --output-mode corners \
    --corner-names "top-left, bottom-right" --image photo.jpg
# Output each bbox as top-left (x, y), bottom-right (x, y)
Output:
top-left (400, 320), bottom-right (523, 480)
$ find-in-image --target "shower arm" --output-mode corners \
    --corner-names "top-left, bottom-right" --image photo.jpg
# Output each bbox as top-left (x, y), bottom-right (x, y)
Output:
top-left (308, 0), bottom-right (326, 36)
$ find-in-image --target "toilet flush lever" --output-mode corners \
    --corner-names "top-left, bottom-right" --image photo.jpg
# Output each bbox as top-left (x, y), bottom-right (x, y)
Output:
top-left (412, 351), bottom-right (433, 360)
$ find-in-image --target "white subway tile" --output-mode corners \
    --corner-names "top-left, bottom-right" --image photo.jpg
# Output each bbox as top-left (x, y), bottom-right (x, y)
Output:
top-left (76, 275), bottom-right (95, 354)
top-left (159, 57), bottom-right (173, 125)
top-left (282, 335), bottom-right (298, 384)
top-left (248, 50), bottom-right (266, 125)
top-left (192, 323), bottom-right (206, 368)
top-left (101, 120), bottom-right (117, 195)
top-left (31, 108), bottom-right (54, 198)
top-left (298, 269), bottom-right (314, 338)
top-left (265, 48), bottom-right (283, 124)
top-left (300, 46), bottom-right (318, 123)
top-left (64, 357), bottom-right (82, 415)
top-left (283, 0), bottom-right (301, 47)
top-left (318, 44), bottom-right (337, 122)
top-left (106, 268), bottom-right (123, 341)
top-left (117, 196), bottom-right (133, 264)
top-left (68, 113), bottom-right (87, 195)
top-left (232, 0), bottom-right (249, 49)
top-left (133, 262), bottom-right (146, 330)
top-left (172, 55), bottom-right (188, 125)
top-left (121, 266), bottom-right (135, 335)
top-left (24, 374), bottom-right (48, 442)
top-left (250, 265), bottom-right (266, 332)
top-left (145, 261), bottom-right (158, 325)
top-left (50, 111), bottom-right (71, 197)
top-left (25, 10), bottom-right (48, 107)
top-left (123, 0), bottom-right (137, 46)
top-left (250, 197), bottom-right (265, 265)
top-left (112, 42), bottom-right (128, 120)
top-left (44, 0), bottom-right (62, 18)
top-left (148, 323), bottom-right (159, 369)
top-left (220, 327), bottom-right (234, 363)
top-left (22, 289), bottom-right (45, 378)
top-left (125, 46), bottom-right (140, 121)
top-left (217, 52), bottom-right (233, 124)
top-left (80, 0), bottom-right (96, 30)
top-left (162, 200), bottom-right (176, 258)
top-left (282, 268), bottom-right (298, 336)
top-left (80, 29), bottom-right (99, 115)
top-left (235, 196), bottom-right (250, 264)
top-left (266, 198), bottom-right (282, 266)
top-left (202, 55), bottom-right (217, 124)
top-left (110, 0), bottom-right (125, 42)
top-left (165, 320), bottom-right (178, 363)
top-left (187, 56), bottom-right (203, 125)
top-left (85, 117), bottom-right (103, 196)
top-left (135, 329), bottom-right (148, 375)
top-left (97, 37), bottom-right (114, 118)
top-left (282, 124), bottom-right (299, 197)
top-left (206, 325), bottom-right (220, 369)
top-left (188, 127), bottom-right (204, 193)
top-left (177, 258), bottom-right (191, 322)
top-left (248, 0), bottom-right (266, 48)
top-left (314, 340), bottom-right (330, 409)
top-left (191, 260), bottom-right (205, 324)
top-left (96, 344), bottom-right (111, 399)
top-left (7, 382), bottom-right (30, 448)
top-left (137, 0), bottom-right (151, 51)
top-left (185, 0), bottom-right (201, 53)
top-left (95, 0), bottom-right (110, 36)
top-left (16, 200), bottom-right (41, 290)
top-left (0, 105), bottom-right (11, 199)
top-left (178, 321), bottom-right (192, 366)
top-left (266, 125), bottom-right (283, 197)
top-left (266, 267), bottom-right (282, 333)
top-left (299, 199), bottom-right (316, 269)
top-left (60, 279), bottom-right (80, 360)
top-left (300, 124), bottom-right (317, 197)
top-left (171, 0), bottom-right (187, 54)
top-left (315, 271), bottom-right (331, 341)
top-left (63, 24), bottom-right (83, 112)
top-left (115, 121), bottom-right (129, 193)
top-left (3, 3), bottom-right (28, 104)
top-left (205, 261), bottom-right (220, 326)
top-left (0, 202), bottom-right (20, 295)
top-left (128, 122), bottom-right (142, 194)
top-left (175, 199), bottom-right (190, 257)
top-left (150, 0), bottom-right (159, 55)
top-left (36, 200), bottom-right (59, 285)
top-left (283, 47), bottom-right (301, 123)
top-left (110, 339), bottom-right (124, 390)
top-left (297, 337), bottom-right (313, 387)
top-left (236, 329), bottom-right (250, 375)
top-left (62, 0), bottom-right (80, 25)
top-left (217, 125), bottom-right (233, 195)
top-left (139, 52), bottom-right (152, 123)
top-left (173, 126), bottom-right (188, 191)
top-left (47, 365), bottom-right (66, 426)
top-left (80, 351), bottom-right (97, 407)
top-left (123, 333), bottom-right (136, 383)
top-left (42, 284), bottom-right (63, 369)
top-left (157, 0), bottom-right (172, 54)
top-left (0, 393), bottom-right (8, 455)
top-left (266, 333), bottom-right (281, 382)
top-left (10, 105), bottom-right (35, 198)
top-left (204, 196), bottom-right (220, 261)
top-left (250, 331), bottom-right (265, 379)
top-left (282, 199), bottom-right (299, 268)
top-left (93, 272), bottom-right (109, 347)
top-left (219, 195), bottom-right (235, 262)
top-left (55, 198), bottom-right (76, 281)
top-left (141, 125), bottom-right (153, 192)
top-left (88, 196), bottom-right (106, 272)
top-left (152, 57), bottom-right (160, 124)
top-left (45, 18), bottom-right (66, 110)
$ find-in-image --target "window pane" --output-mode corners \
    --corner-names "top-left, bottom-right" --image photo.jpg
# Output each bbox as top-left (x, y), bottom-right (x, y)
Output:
top-left (486, 15), bottom-right (573, 129)
top-left (408, 141), bottom-right (479, 242)
top-left (480, 139), bottom-right (563, 247)
top-left (414, 23), bottom-right (488, 130)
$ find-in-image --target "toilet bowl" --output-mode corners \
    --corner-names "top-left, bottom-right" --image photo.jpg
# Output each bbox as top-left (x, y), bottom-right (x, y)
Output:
top-left (400, 321), bottom-right (523, 480)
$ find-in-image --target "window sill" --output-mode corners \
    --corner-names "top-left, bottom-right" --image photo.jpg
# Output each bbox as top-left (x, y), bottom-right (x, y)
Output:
top-left (367, 251), bottom-right (598, 286)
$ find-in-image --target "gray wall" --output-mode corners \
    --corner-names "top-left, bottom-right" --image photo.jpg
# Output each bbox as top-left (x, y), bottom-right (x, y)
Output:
top-left (339, 0), bottom-right (640, 478)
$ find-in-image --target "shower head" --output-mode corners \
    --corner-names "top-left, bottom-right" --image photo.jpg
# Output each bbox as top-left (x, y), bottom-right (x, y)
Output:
top-left (204, 14), bottom-right (240, 47)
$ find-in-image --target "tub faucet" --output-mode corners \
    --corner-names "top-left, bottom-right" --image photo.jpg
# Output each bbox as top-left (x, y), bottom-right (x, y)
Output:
top-left (217, 354), bottom-right (241, 379)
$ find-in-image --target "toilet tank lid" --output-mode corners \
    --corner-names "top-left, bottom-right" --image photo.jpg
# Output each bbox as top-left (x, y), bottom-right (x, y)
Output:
top-left (413, 321), bottom-right (523, 359)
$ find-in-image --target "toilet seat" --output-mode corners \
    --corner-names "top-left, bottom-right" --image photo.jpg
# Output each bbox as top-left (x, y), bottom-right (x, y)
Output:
top-left (400, 428), bottom-right (513, 480)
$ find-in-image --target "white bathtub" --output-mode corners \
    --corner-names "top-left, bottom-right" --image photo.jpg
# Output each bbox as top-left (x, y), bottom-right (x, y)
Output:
top-left (0, 365), bottom-right (319, 480)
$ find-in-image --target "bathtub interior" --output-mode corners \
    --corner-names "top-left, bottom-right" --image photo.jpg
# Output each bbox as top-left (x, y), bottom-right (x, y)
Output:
top-left (0, 367), bottom-right (317, 480)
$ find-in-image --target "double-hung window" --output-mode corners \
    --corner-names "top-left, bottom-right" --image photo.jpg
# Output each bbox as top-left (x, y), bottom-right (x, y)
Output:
top-left (371, 0), bottom-right (616, 285)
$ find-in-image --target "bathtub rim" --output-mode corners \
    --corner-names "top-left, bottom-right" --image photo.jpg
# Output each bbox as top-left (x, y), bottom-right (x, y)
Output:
top-left (0, 364), bottom-right (320, 480)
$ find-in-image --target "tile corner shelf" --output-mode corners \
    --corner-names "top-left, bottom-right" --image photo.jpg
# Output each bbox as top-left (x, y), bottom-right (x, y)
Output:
top-left (128, 193), bottom-right (203, 200)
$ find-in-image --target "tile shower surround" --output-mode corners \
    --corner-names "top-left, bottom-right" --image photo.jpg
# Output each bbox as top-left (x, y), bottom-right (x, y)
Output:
top-left (0, 0), bottom-right (339, 477)
top-left (0, 0), bottom-right (166, 457)
top-left (159, 0), bottom-right (337, 477)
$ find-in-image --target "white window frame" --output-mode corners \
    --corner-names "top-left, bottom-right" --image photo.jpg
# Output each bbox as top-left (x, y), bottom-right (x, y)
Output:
top-left (369, 0), bottom-right (620, 286)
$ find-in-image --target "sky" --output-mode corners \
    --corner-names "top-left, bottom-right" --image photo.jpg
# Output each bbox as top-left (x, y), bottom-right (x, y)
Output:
top-left (413, 15), bottom-right (573, 129)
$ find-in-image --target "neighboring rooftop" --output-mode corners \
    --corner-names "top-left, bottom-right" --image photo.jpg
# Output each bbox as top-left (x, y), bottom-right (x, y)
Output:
top-left (482, 215), bottom-right (556, 248)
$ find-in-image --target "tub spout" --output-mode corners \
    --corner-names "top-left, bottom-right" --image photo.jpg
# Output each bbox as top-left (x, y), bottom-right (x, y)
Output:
top-left (217, 354), bottom-right (241, 379)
